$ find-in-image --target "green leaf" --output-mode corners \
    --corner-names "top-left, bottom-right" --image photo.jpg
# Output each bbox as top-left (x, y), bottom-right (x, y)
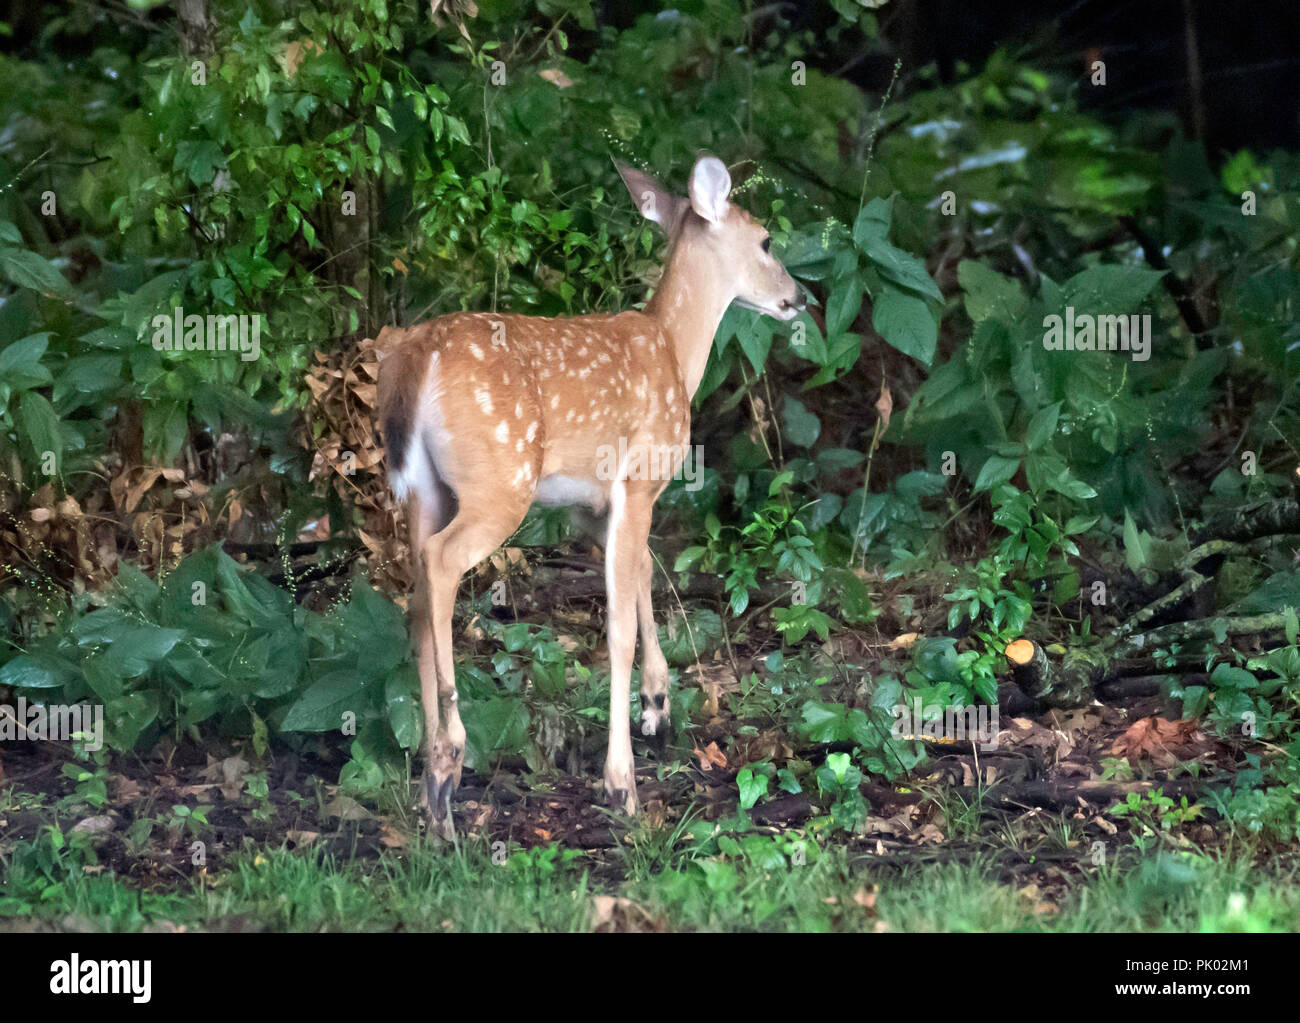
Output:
top-left (1122, 511), bottom-right (1149, 574)
top-left (779, 230), bottom-right (835, 280)
top-left (282, 670), bottom-right (367, 732)
top-left (386, 666), bottom-right (422, 751)
top-left (673, 545), bottom-right (706, 572)
top-left (872, 287), bottom-right (937, 365)
top-left (825, 751), bottom-right (851, 784)
top-left (1025, 401), bottom-right (1062, 451)
top-left (104, 691), bottom-right (159, 751)
top-left (1060, 265), bottom-right (1165, 316)
top-left (825, 270), bottom-right (862, 337)
top-left (1064, 515), bottom-right (1099, 536)
top-left (736, 767), bottom-right (768, 810)
top-left (0, 651), bottom-right (78, 690)
top-left (0, 247), bottom-right (73, 298)
top-left (851, 197), bottom-right (893, 248)
top-left (783, 397), bottom-right (821, 448)
top-left (19, 391), bottom-right (62, 473)
top-left (958, 260), bottom-right (1027, 324)
top-left (1210, 664), bottom-right (1257, 691)
top-left (973, 454), bottom-right (1020, 493)
top-left (54, 355), bottom-right (123, 404)
top-left (798, 701), bottom-right (849, 743)
top-left (0, 333), bottom-right (54, 392)
top-left (859, 227), bottom-right (942, 302)
top-left (173, 140), bottom-right (224, 186)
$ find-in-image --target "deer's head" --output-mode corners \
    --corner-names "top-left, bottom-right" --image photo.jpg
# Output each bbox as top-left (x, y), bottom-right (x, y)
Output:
top-left (616, 154), bottom-right (804, 321)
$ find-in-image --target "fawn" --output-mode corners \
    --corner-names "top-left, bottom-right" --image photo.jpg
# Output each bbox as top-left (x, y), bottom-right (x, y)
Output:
top-left (376, 154), bottom-right (802, 837)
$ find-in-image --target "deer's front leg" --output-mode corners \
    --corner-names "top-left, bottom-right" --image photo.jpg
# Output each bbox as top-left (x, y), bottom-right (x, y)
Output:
top-left (636, 545), bottom-right (671, 741)
top-left (603, 480), bottom-right (654, 814)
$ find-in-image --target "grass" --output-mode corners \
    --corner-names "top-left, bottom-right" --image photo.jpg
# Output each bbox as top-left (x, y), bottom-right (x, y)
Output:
top-left (3, 828), bottom-right (1297, 932)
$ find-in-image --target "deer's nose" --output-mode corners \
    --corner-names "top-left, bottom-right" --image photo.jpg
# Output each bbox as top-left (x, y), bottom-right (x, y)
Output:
top-left (781, 293), bottom-right (806, 313)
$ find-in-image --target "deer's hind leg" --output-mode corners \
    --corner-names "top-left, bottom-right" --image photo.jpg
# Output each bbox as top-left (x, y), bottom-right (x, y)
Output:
top-left (414, 476), bottom-right (533, 840)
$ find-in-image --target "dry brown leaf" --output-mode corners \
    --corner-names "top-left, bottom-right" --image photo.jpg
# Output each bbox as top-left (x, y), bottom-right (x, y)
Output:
top-left (112, 774), bottom-right (142, 803)
top-left (379, 826), bottom-right (408, 849)
top-left (539, 68), bottom-right (575, 88)
top-left (1017, 883), bottom-right (1059, 916)
top-left (325, 795), bottom-right (372, 821)
top-left (693, 741), bottom-right (727, 772)
top-left (590, 895), bottom-right (662, 933)
top-left (71, 816), bottom-right (115, 836)
top-left (889, 631), bottom-right (919, 650)
top-left (220, 755), bottom-right (249, 801)
top-left (1110, 715), bottom-right (1209, 767)
top-left (875, 382), bottom-right (893, 430)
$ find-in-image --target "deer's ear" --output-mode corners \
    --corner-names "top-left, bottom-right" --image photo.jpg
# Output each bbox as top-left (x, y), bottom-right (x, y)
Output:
top-left (615, 161), bottom-right (681, 233)
top-left (688, 155), bottom-right (731, 226)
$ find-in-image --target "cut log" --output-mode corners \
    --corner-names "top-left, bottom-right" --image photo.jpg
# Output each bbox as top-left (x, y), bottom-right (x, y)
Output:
top-left (1005, 639), bottom-right (1047, 695)
top-left (1005, 639), bottom-right (1103, 707)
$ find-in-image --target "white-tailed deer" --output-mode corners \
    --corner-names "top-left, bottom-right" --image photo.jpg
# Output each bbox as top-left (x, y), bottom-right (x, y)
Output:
top-left (376, 154), bottom-right (802, 837)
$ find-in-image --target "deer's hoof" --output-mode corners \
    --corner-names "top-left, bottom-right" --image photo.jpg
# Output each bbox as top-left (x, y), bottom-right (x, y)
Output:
top-left (606, 786), bottom-right (639, 815)
top-left (639, 692), bottom-right (671, 742)
top-left (425, 773), bottom-right (458, 841)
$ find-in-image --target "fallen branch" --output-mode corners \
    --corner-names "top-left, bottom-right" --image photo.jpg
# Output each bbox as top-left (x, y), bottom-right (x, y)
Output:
top-left (1115, 611), bottom-right (1291, 660)
top-left (1190, 494), bottom-right (1300, 545)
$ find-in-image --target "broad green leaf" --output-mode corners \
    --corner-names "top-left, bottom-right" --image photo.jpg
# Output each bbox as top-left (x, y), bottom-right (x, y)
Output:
top-left (860, 235), bottom-right (942, 302)
top-left (1025, 401), bottom-right (1062, 451)
top-left (872, 287), bottom-right (937, 365)
top-left (0, 333), bottom-right (54, 392)
top-left (1061, 264), bottom-right (1165, 316)
top-left (825, 270), bottom-right (862, 336)
top-left (973, 454), bottom-right (1020, 492)
top-left (783, 397), bottom-right (821, 448)
top-left (852, 196), bottom-right (893, 248)
top-left (19, 391), bottom-right (62, 472)
top-left (736, 767), bottom-right (768, 810)
top-left (958, 260), bottom-right (1027, 324)
top-left (386, 667), bottom-right (422, 751)
top-left (282, 670), bottom-right (367, 732)
top-left (0, 247), bottom-right (73, 298)
top-left (0, 651), bottom-right (78, 690)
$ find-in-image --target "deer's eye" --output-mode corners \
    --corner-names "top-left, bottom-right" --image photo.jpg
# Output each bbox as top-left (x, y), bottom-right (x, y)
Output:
top-left (761, 237), bottom-right (771, 254)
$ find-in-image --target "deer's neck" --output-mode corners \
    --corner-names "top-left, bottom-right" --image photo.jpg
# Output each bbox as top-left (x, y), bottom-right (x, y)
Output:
top-left (644, 228), bottom-right (733, 398)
